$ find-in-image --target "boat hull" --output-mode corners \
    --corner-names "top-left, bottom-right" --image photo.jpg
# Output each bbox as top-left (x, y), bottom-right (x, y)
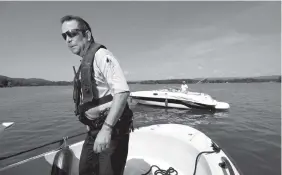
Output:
top-left (0, 124), bottom-right (240, 175)
top-left (130, 90), bottom-right (230, 111)
top-left (133, 98), bottom-right (191, 109)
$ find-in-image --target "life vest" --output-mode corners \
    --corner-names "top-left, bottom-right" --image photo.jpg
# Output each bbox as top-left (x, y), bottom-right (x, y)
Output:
top-left (77, 42), bottom-right (114, 113)
top-left (81, 42), bottom-right (106, 103)
top-left (72, 42), bottom-right (133, 133)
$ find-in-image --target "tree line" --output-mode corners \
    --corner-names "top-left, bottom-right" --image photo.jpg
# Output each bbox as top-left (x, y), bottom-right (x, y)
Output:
top-left (0, 75), bottom-right (280, 88)
top-left (128, 76), bottom-right (281, 84)
top-left (0, 76), bottom-right (72, 87)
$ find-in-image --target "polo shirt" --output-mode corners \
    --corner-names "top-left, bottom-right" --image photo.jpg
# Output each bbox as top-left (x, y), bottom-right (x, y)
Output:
top-left (79, 48), bottom-right (130, 120)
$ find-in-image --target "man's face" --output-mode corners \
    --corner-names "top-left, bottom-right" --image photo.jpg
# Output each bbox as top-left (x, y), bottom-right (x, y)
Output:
top-left (61, 20), bottom-right (87, 56)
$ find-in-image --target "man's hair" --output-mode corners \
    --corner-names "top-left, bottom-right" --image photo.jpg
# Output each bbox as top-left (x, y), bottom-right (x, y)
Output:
top-left (60, 15), bottom-right (94, 41)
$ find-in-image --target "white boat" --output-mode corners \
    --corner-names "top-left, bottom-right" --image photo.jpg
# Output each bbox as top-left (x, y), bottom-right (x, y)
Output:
top-left (0, 122), bottom-right (240, 175)
top-left (130, 88), bottom-right (230, 111)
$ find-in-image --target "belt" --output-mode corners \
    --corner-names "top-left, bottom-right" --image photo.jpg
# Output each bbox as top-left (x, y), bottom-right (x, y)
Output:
top-left (79, 103), bottom-right (134, 135)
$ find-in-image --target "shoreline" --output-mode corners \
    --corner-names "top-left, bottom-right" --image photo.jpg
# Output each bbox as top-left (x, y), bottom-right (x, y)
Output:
top-left (0, 75), bottom-right (280, 88)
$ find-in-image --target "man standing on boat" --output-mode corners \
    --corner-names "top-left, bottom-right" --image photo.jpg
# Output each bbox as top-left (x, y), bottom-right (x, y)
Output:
top-left (181, 81), bottom-right (189, 93)
top-left (60, 15), bottom-right (133, 175)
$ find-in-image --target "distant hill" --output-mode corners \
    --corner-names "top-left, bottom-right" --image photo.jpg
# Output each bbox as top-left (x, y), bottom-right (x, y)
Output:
top-left (0, 75), bottom-right (72, 87)
top-left (128, 75), bottom-right (281, 84)
top-left (0, 74), bottom-right (280, 88)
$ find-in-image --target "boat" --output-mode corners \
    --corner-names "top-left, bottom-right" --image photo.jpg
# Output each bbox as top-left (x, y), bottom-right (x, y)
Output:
top-left (0, 122), bottom-right (240, 175)
top-left (130, 88), bottom-right (230, 111)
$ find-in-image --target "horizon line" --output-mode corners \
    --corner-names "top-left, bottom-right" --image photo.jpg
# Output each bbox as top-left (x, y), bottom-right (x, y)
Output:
top-left (1, 74), bottom-right (280, 82)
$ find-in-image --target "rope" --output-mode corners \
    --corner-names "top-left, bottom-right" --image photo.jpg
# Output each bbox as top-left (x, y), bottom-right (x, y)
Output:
top-left (142, 165), bottom-right (178, 175)
top-left (143, 142), bottom-right (221, 175)
top-left (0, 131), bottom-right (86, 161)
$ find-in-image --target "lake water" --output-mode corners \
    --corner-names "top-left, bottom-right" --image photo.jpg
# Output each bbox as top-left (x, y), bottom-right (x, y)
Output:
top-left (0, 83), bottom-right (281, 175)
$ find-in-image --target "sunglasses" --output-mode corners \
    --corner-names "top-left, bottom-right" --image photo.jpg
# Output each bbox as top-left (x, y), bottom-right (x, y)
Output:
top-left (62, 29), bottom-right (85, 40)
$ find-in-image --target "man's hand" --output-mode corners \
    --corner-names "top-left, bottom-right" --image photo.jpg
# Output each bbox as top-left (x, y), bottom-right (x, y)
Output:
top-left (93, 125), bottom-right (112, 153)
top-left (93, 92), bottom-right (129, 153)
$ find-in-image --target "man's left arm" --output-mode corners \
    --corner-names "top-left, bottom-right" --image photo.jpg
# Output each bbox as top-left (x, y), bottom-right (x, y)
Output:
top-left (93, 50), bottom-right (130, 152)
top-left (100, 52), bottom-right (130, 129)
top-left (102, 91), bottom-right (129, 130)
top-left (96, 49), bottom-right (130, 128)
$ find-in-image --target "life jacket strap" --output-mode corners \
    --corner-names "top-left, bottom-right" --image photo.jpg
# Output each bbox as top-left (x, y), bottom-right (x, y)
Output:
top-left (78, 94), bottom-right (113, 113)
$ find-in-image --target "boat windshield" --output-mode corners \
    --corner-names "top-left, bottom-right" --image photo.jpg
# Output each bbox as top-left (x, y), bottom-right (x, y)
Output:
top-left (157, 88), bottom-right (181, 92)
top-left (156, 88), bottom-right (216, 100)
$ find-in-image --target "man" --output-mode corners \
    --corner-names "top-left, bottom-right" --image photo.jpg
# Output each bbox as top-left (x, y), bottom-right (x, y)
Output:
top-left (60, 15), bottom-right (133, 175)
top-left (181, 81), bottom-right (189, 93)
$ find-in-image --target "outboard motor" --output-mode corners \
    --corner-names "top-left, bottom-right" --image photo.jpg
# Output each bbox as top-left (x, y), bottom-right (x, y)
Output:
top-left (51, 137), bottom-right (73, 175)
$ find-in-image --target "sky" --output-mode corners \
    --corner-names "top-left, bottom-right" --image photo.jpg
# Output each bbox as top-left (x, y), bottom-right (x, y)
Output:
top-left (0, 1), bottom-right (281, 81)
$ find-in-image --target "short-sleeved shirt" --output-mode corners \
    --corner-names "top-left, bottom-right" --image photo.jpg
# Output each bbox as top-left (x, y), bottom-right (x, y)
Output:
top-left (181, 84), bottom-right (188, 92)
top-left (79, 48), bottom-right (130, 120)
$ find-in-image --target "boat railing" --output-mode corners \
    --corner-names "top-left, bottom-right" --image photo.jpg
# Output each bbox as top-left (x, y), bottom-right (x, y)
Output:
top-left (0, 122), bottom-right (86, 162)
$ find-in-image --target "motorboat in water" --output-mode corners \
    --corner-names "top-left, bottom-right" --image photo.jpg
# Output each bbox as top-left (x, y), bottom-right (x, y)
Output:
top-left (130, 88), bottom-right (230, 111)
top-left (0, 122), bottom-right (240, 175)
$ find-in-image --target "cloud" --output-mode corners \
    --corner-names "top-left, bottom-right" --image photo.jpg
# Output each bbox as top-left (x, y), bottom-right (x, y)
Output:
top-left (254, 72), bottom-right (261, 76)
top-left (123, 70), bottom-right (129, 75)
top-left (166, 75), bottom-right (175, 79)
top-left (128, 26), bottom-right (255, 80)
top-left (227, 2), bottom-right (281, 35)
top-left (213, 70), bottom-right (224, 76)
top-left (137, 27), bottom-right (251, 64)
